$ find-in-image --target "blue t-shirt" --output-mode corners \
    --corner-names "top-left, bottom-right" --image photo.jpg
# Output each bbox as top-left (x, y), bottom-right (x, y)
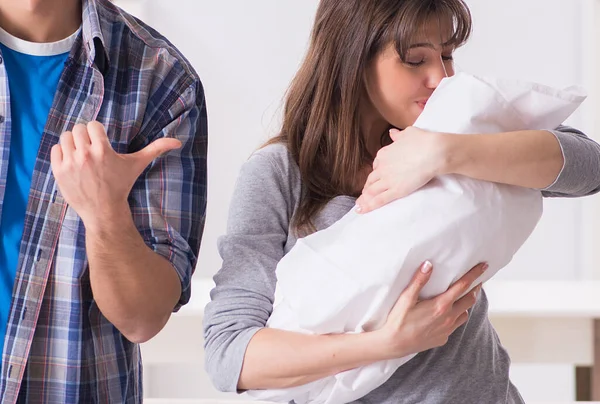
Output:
top-left (0, 28), bottom-right (77, 355)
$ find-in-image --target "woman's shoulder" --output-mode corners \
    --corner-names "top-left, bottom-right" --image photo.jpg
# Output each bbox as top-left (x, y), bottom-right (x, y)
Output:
top-left (247, 142), bottom-right (301, 184)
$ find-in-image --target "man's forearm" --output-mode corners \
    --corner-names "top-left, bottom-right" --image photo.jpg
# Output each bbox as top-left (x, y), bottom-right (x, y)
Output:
top-left (85, 203), bottom-right (181, 343)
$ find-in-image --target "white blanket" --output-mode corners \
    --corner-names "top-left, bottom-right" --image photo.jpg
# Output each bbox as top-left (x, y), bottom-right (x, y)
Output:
top-left (247, 72), bottom-right (586, 404)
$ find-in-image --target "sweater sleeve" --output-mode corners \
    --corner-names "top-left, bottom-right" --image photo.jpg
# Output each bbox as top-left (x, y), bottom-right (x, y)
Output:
top-left (202, 146), bottom-right (294, 392)
top-left (541, 125), bottom-right (600, 198)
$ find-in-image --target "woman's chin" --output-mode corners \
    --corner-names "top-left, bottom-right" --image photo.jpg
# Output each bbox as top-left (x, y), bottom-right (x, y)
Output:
top-left (409, 109), bottom-right (425, 125)
top-left (390, 111), bottom-right (420, 129)
top-left (404, 116), bottom-right (420, 128)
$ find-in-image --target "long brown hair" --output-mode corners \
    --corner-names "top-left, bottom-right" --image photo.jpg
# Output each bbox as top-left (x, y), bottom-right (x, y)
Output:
top-left (267, 0), bottom-right (472, 234)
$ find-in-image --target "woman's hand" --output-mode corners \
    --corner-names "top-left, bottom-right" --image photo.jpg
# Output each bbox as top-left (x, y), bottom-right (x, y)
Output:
top-left (356, 127), bottom-right (448, 214)
top-left (374, 261), bottom-right (487, 360)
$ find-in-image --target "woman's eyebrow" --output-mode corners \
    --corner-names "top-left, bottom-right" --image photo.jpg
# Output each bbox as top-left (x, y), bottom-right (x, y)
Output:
top-left (408, 41), bottom-right (454, 50)
top-left (408, 42), bottom-right (436, 50)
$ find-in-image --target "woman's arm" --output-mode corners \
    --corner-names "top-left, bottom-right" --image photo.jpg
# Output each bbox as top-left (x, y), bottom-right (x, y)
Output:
top-left (357, 126), bottom-right (600, 213)
top-left (238, 328), bottom-right (391, 390)
top-left (443, 126), bottom-right (600, 197)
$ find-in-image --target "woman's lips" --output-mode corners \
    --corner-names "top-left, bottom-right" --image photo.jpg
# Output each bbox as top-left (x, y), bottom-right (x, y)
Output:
top-left (416, 100), bottom-right (428, 109)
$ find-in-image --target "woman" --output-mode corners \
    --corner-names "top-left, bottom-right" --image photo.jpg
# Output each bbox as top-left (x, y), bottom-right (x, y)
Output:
top-left (203, 0), bottom-right (600, 403)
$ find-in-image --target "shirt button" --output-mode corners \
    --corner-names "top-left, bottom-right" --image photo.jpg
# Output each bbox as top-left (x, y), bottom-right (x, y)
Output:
top-left (0, 56), bottom-right (4, 64)
top-left (9, 364), bottom-right (21, 379)
top-left (0, 116), bottom-right (5, 124)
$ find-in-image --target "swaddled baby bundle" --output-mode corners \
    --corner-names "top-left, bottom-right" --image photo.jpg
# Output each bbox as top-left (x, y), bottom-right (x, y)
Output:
top-left (248, 72), bottom-right (586, 404)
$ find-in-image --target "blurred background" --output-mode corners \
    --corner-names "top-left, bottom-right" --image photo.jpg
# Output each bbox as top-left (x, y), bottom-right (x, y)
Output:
top-left (113, 1), bottom-right (600, 402)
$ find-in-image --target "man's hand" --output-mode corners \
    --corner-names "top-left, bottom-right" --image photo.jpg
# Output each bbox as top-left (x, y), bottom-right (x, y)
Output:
top-left (51, 121), bottom-right (181, 229)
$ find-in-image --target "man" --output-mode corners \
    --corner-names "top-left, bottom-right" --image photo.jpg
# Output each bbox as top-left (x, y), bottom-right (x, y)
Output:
top-left (0, 0), bottom-right (207, 402)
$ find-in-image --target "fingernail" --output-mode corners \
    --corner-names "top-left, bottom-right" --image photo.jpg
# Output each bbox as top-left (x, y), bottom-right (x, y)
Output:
top-left (355, 204), bottom-right (362, 213)
top-left (421, 261), bottom-right (433, 273)
top-left (482, 263), bottom-right (489, 271)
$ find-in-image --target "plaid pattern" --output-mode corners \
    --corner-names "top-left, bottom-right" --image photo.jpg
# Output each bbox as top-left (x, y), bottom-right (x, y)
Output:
top-left (0, 1), bottom-right (207, 403)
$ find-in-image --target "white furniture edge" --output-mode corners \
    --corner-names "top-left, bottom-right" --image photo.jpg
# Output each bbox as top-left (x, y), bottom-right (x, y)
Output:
top-left (181, 279), bottom-right (600, 318)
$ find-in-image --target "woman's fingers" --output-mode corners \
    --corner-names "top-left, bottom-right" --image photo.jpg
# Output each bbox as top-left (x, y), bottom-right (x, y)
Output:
top-left (356, 189), bottom-right (397, 214)
top-left (362, 176), bottom-right (387, 197)
top-left (405, 261), bottom-right (433, 302)
top-left (447, 285), bottom-right (482, 333)
top-left (450, 310), bottom-right (470, 333)
top-left (438, 262), bottom-right (487, 306)
top-left (389, 261), bottom-right (433, 316)
top-left (451, 285), bottom-right (480, 314)
top-left (364, 170), bottom-right (381, 188)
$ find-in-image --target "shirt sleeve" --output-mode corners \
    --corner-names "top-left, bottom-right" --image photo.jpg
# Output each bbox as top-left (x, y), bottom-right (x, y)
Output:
top-left (129, 73), bottom-right (207, 311)
top-left (541, 125), bottom-right (600, 198)
top-left (202, 150), bottom-right (293, 392)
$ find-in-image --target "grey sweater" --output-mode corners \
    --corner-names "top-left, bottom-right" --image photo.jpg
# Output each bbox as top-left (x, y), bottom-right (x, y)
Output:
top-left (203, 126), bottom-right (600, 404)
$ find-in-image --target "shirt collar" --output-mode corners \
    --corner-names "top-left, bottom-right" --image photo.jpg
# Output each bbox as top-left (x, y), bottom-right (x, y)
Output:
top-left (81, 0), bottom-right (109, 75)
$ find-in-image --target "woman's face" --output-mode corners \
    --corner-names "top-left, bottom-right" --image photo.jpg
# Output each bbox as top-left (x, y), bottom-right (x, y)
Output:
top-left (363, 21), bottom-right (455, 131)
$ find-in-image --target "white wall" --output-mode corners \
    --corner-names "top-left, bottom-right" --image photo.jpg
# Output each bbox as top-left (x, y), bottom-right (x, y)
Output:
top-left (119, 0), bottom-right (600, 283)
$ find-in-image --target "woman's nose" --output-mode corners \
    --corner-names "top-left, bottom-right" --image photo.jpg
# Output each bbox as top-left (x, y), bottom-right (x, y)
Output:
top-left (425, 57), bottom-right (451, 89)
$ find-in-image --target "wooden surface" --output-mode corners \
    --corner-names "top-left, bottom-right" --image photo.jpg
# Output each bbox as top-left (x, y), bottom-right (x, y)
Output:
top-left (593, 320), bottom-right (600, 400)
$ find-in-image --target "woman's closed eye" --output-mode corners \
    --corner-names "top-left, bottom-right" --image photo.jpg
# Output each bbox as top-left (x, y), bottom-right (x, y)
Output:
top-left (404, 54), bottom-right (454, 67)
top-left (404, 58), bottom-right (426, 67)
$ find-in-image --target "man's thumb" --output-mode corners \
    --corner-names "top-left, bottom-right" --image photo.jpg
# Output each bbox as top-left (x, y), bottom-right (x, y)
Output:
top-left (128, 137), bottom-right (182, 174)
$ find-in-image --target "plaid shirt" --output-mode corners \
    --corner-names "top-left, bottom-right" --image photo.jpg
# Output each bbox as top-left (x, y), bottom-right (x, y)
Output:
top-left (0, 1), bottom-right (207, 403)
